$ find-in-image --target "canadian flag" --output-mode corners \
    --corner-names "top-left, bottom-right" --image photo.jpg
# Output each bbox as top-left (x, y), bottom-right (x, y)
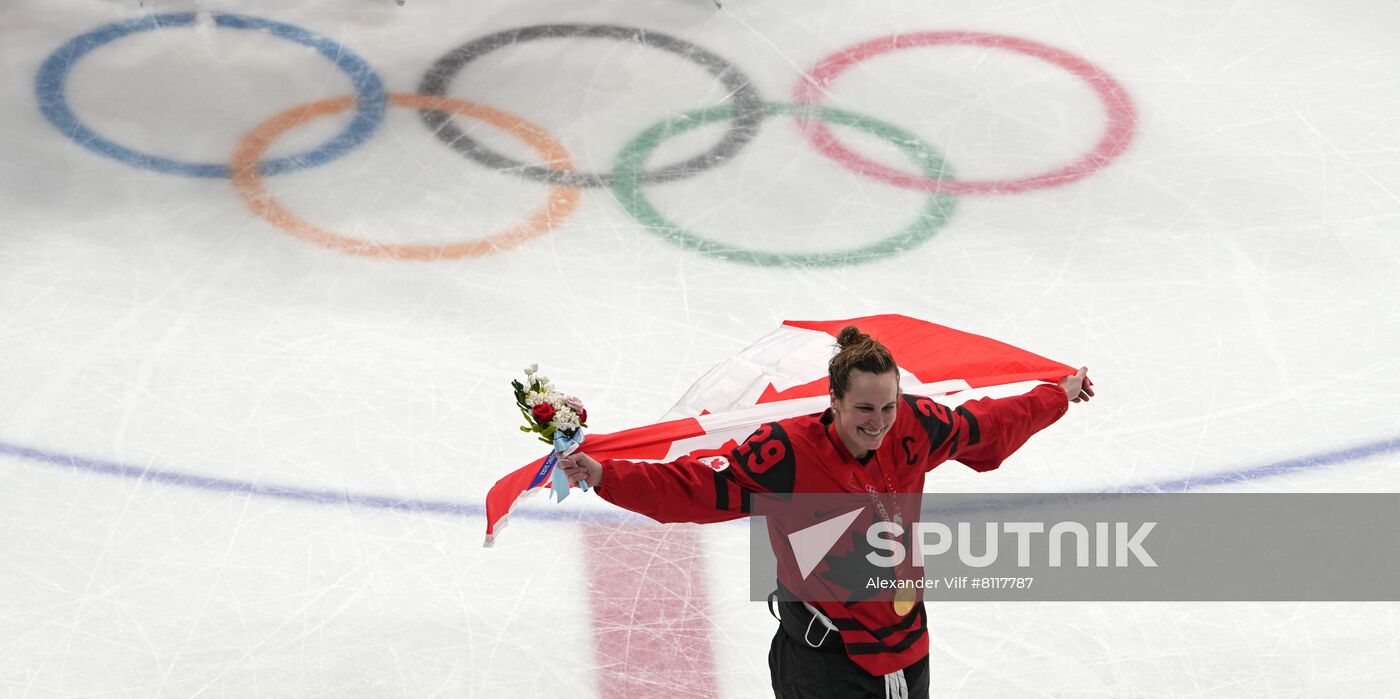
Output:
top-left (483, 314), bottom-right (1072, 545)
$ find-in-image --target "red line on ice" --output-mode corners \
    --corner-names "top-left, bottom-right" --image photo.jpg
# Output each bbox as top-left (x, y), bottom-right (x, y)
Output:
top-left (585, 524), bottom-right (720, 698)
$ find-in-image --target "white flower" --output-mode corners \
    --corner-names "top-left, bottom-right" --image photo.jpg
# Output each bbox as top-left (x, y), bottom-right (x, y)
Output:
top-left (524, 364), bottom-right (538, 376)
top-left (553, 408), bottom-right (580, 429)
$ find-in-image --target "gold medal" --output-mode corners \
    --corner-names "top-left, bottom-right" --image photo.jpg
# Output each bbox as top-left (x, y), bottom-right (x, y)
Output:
top-left (893, 585), bottom-right (917, 616)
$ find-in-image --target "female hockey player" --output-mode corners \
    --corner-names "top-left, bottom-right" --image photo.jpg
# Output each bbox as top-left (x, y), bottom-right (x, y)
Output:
top-left (559, 326), bottom-right (1092, 698)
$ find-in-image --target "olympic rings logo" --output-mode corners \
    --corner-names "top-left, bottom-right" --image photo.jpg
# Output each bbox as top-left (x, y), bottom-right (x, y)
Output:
top-left (36, 14), bottom-right (1137, 267)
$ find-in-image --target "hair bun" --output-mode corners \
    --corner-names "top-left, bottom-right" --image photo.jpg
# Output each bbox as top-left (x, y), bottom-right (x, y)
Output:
top-left (828, 325), bottom-right (898, 398)
top-left (836, 325), bottom-right (869, 350)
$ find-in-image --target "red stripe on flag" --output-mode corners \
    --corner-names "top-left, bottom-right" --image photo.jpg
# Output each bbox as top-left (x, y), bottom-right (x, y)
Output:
top-left (784, 315), bottom-right (1072, 385)
top-left (485, 418), bottom-right (707, 540)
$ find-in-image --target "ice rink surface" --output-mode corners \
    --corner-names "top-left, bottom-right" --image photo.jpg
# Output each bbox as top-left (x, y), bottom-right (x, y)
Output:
top-left (2, 0), bottom-right (1399, 696)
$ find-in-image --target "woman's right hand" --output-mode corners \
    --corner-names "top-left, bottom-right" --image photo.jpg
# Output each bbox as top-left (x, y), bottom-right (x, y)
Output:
top-left (558, 452), bottom-right (603, 488)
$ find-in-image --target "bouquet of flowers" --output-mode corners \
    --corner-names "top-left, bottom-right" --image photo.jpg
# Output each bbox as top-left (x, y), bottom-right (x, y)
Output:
top-left (512, 364), bottom-right (589, 501)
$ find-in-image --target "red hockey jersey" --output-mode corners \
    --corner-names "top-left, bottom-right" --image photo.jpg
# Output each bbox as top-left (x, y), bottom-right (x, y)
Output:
top-left (595, 383), bottom-right (1069, 676)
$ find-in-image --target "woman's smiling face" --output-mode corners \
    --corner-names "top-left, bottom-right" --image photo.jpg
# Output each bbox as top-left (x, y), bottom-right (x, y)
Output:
top-left (830, 369), bottom-right (900, 457)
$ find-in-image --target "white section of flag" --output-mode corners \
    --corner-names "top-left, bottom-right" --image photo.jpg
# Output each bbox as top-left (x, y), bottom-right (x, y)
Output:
top-left (659, 379), bottom-right (978, 461)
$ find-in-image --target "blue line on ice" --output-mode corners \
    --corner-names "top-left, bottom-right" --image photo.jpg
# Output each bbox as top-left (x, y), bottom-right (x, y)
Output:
top-left (1, 435), bottom-right (1395, 524)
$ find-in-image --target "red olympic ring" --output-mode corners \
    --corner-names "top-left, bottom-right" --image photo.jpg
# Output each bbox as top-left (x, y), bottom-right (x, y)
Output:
top-left (792, 31), bottom-right (1138, 195)
top-left (232, 93), bottom-right (580, 261)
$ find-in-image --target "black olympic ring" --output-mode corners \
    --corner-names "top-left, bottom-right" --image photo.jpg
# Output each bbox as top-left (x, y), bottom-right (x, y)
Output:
top-left (417, 23), bottom-right (765, 189)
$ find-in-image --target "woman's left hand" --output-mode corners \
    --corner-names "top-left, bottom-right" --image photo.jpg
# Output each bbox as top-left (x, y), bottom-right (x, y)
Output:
top-left (1059, 366), bottom-right (1094, 404)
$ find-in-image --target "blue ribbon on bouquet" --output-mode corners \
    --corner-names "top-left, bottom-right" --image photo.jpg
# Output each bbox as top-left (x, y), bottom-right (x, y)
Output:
top-left (546, 429), bottom-right (587, 502)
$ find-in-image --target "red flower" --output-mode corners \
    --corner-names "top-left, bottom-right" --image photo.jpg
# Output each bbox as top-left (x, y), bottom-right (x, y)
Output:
top-left (578, 407), bottom-right (588, 423)
top-left (531, 402), bottom-right (556, 426)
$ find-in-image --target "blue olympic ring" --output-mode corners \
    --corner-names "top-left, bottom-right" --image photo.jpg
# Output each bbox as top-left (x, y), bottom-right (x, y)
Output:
top-left (35, 13), bottom-right (387, 178)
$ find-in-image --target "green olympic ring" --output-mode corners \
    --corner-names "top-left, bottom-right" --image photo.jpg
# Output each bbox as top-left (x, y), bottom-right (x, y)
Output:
top-left (611, 102), bottom-right (958, 268)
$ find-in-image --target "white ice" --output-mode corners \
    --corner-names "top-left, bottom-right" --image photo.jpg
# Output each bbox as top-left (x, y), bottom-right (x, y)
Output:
top-left (2, 0), bottom-right (1399, 696)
